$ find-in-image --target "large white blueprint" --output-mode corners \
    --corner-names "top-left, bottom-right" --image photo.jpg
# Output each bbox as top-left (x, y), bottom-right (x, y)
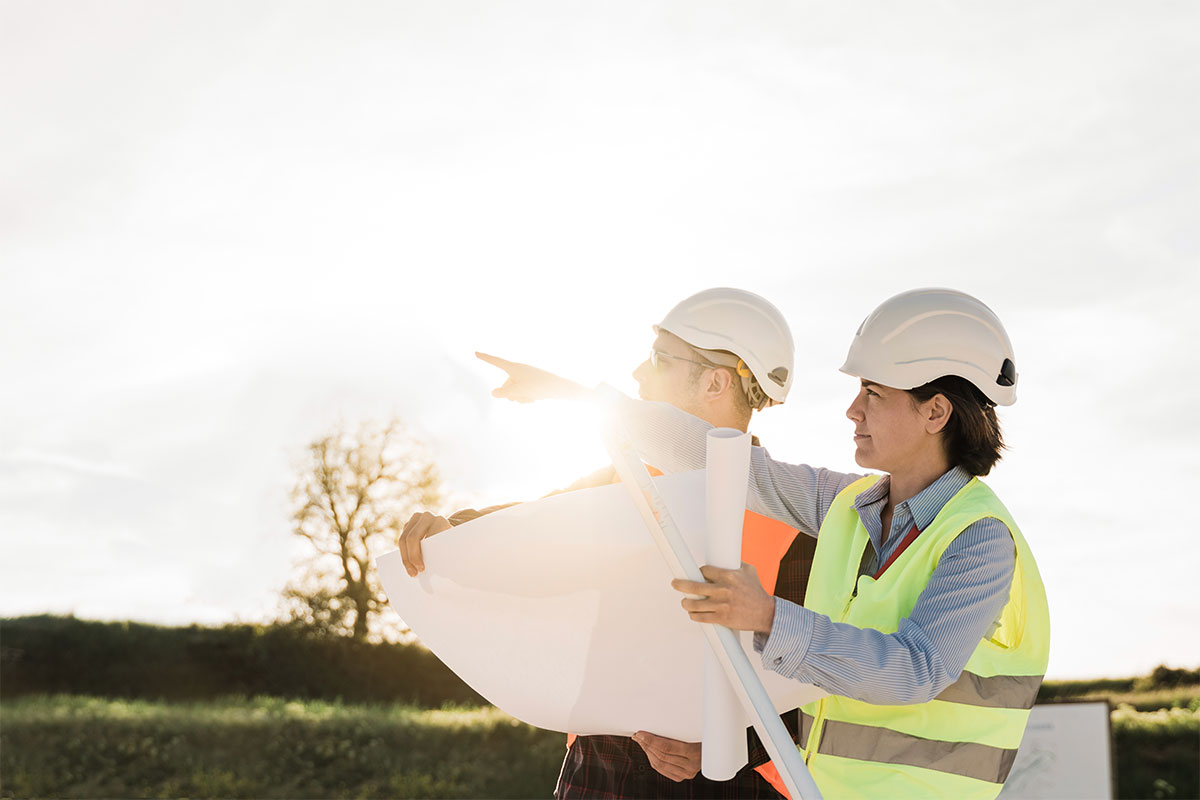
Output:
top-left (376, 469), bottom-right (824, 742)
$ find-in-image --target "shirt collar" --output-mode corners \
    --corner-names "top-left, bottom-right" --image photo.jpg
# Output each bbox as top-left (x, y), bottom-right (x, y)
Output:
top-left (853, 474), bottom-right (891, 510)
top-left (853, 465), bottom-right (974, 531)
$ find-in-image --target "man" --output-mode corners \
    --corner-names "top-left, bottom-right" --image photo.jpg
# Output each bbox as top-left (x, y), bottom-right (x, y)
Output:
top-left (399, 288), bottom-right (816, 799)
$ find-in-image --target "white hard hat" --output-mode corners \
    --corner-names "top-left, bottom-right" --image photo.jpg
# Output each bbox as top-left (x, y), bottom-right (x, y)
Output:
top-left (840, 288), bottom-right (1018, 406)
top-left (656, 287), bottom-right (794, 408)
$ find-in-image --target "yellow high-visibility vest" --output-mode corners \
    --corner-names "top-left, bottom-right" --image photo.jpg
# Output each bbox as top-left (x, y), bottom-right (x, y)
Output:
top-left (797, 475), bottom-right (1050, 800)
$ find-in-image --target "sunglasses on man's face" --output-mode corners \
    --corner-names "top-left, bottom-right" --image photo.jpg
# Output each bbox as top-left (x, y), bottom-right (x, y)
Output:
top-left (649, 349), bottom-right (714, 371)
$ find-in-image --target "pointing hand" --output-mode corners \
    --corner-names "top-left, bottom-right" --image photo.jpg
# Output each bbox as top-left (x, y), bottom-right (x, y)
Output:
top-left (475, 352), bottom-right (590, 403)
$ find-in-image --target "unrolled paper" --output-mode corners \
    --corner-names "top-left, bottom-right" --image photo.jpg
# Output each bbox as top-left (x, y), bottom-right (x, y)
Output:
top-left (376, 468), bottom-right (823, 749)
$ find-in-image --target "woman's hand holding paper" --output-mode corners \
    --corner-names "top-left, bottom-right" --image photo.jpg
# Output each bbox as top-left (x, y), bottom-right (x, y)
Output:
top-left (672, 563), bottom-right (776, 635)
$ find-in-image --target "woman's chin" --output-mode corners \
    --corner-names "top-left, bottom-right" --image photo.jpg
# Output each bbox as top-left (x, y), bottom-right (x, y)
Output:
top-left (853, 448), bottom-right (880, 471)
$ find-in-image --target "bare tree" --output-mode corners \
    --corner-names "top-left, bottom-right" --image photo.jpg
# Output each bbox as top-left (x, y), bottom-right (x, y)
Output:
top-left (280, 417), bottom-right (442, 642)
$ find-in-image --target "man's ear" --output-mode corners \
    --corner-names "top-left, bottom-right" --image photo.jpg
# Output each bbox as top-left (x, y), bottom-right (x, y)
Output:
top-left (707, 368), bottom-right (735, 399)
top-left (925, 394), bottom-right (953, 435)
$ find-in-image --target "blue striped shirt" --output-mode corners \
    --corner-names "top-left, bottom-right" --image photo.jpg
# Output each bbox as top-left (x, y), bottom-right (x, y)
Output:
top-left (600, 387), bottom-right (1016, 706)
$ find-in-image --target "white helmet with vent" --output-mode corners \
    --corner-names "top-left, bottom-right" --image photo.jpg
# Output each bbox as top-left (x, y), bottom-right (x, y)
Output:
top-left (656, 288), bottom-right (794, 409)
top-left (840, 288), bottom-right (1018, 406)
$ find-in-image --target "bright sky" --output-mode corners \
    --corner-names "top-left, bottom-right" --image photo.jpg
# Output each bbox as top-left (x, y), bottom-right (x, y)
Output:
top-left (2, 2), bottom-right (1197, 680)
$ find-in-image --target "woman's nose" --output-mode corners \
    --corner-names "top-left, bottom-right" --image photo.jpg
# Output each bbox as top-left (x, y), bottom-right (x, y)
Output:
top-left (846, 395), bottom-right (864, 422)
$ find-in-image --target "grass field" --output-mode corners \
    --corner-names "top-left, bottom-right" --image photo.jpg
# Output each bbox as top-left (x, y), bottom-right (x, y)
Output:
top-left (0, 696), bottom-right (565, 799)
top-left (2, 692), bottom-right (1197, 799)
top-left (1067, 686), bottom-right (1200, 712)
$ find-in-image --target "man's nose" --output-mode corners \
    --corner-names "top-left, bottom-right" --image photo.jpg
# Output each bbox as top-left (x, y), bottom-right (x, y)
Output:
top-left (632, 359), bottom-right (650, 385)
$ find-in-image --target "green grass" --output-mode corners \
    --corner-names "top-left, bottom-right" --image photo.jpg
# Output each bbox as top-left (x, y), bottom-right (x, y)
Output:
top-left (1111, 703), bottom-right (1199, 800)
top-left (1112, 702), bottom-right (1200, 736)
top-left (1038, 667), bottom-right (1200, 703)
top-left (0, 696), bottom-right (566, 799)
top-left (2, 694), bottom-right (1197, 799)
top-left (1070, 686), bottom-right (1200, 713)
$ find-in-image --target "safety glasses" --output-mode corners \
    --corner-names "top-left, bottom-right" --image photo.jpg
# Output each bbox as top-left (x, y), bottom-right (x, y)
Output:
top-left (649, 349), bottom-right (716, 371)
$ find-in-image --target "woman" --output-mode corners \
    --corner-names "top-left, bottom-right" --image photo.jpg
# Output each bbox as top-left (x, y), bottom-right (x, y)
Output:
top-left (479, 288), bottom-right (1049, 799)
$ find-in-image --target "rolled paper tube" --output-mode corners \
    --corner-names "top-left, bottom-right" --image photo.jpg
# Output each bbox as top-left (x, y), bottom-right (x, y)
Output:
top-left (602, 422), bottom-right (823, 800)
top-left (702, 428), bottom-right (751, 781)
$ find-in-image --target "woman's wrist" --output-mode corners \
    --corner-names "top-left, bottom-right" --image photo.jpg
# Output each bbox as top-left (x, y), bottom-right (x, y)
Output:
top-left (756, 595), bottom-right (777, 635)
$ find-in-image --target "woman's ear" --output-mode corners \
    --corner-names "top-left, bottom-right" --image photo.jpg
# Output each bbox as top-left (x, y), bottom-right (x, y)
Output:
top-left (925, 393), bottom-right (953, 435)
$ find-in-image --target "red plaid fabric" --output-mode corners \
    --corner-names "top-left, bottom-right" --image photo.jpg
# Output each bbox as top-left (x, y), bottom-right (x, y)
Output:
top-left (554, 727), bottom-right (785, 799)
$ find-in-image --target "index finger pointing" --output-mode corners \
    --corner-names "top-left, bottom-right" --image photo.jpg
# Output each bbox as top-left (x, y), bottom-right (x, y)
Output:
top-left (475, 352), bottom-right (513, 370)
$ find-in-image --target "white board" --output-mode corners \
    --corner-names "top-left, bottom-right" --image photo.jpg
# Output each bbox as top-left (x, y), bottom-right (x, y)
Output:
top-left (999, 702), bottom-right (1114, 799)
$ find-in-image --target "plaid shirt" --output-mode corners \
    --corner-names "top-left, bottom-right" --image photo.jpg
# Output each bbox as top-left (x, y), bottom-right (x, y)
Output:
top-left (449, 453), bottom-right (817, 800)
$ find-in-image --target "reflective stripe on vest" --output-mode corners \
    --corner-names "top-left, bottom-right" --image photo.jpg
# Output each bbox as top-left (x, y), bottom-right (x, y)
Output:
top-left (798, 474), bottom-right (1050, 797)
top-left (797, 711), bottom-right (1020, 784)
top-left (934, 669), bottom-right (1043, 710)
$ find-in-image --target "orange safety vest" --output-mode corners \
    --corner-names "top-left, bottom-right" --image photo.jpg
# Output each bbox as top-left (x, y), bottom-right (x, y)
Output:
top-left (566, 464), bottom-right (801, 798)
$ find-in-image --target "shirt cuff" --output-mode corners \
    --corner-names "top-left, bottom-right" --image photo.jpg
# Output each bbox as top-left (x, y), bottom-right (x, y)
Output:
top-left (757, 597), bottom-right (814, 678)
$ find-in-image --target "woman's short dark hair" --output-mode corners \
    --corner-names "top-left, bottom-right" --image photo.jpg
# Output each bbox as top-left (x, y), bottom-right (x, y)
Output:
top-left (908, 375), bottom-right (1006, 476)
